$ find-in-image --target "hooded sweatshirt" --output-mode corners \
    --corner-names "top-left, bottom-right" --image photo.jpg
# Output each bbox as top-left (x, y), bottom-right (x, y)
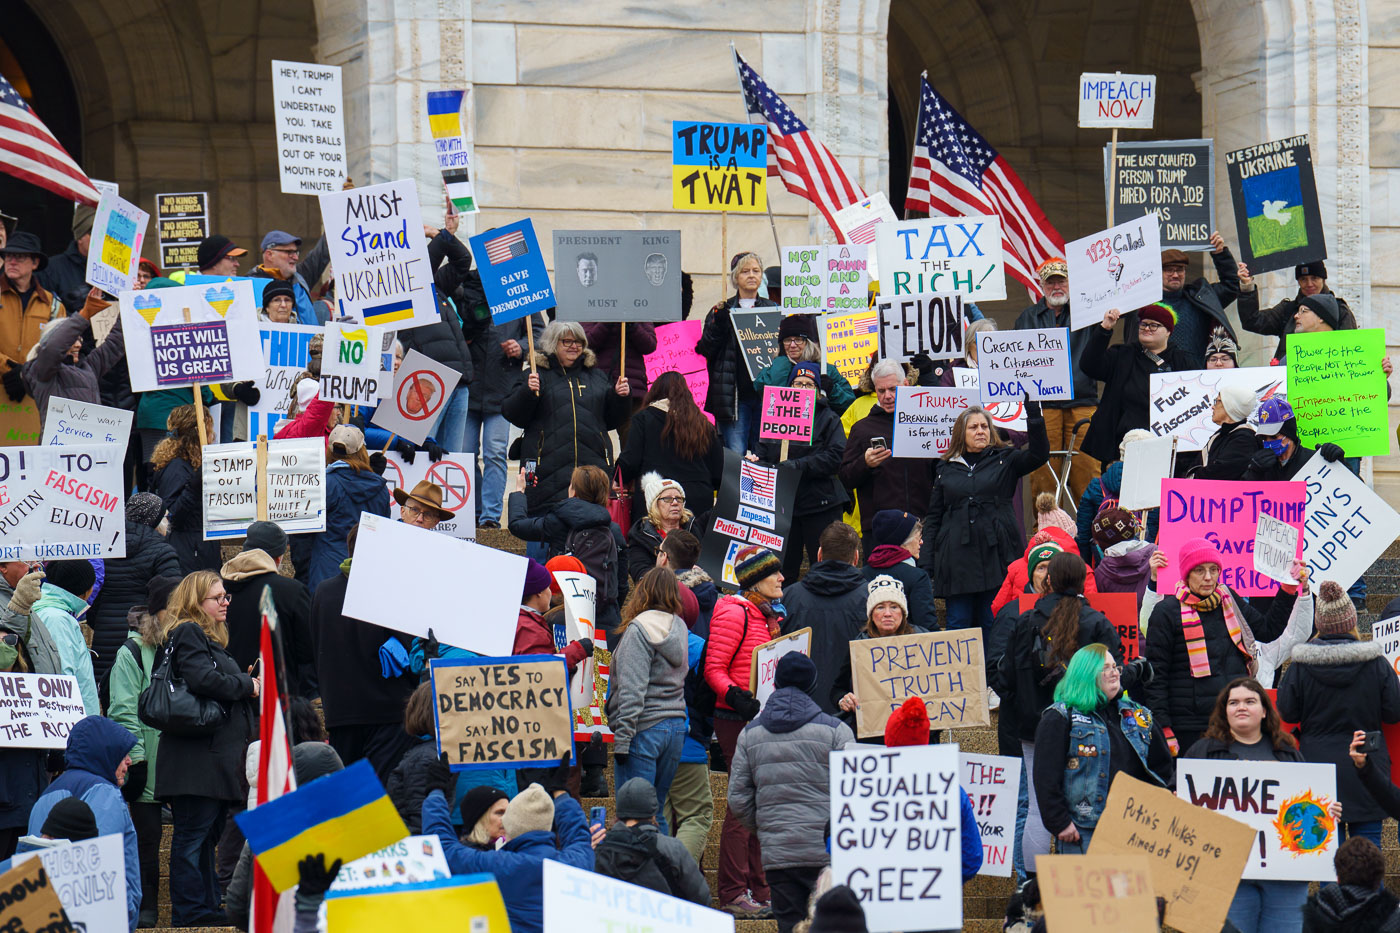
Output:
top-left (781, 561), bottom-right (870, 715)
top-left (1093, 539), bottom-right (1157, 604)
top-left (1301, 883), bottom-right (1400, 933)
top-left (32, 583), bottom-right (98, 715)
top-left (606, 609), bottom-right (687, 754)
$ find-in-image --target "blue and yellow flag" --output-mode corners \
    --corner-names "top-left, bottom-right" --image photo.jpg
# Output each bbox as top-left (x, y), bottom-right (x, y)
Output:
top-left (325, 873), bottom-right (512, 932)
top-left (234, 759), bottom-right (409, 892)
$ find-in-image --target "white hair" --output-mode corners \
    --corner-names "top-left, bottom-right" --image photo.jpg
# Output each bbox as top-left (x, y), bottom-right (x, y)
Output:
top-left (870, 358), bottom-right (907, 385)
top-left (540, 320), bottom-right (588, 355)
top-left (730, 252), bottom-right (763, 288)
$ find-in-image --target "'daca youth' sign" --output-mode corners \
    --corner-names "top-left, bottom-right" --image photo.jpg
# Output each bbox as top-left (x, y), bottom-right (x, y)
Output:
top-left (975, 327), bottom-right (1071, 404)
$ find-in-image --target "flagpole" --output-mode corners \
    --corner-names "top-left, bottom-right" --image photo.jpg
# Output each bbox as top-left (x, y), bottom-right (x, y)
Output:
top-left (903, 73), bottom-right (930, 221)
top-left (730, 42), bottom-right (783, 261)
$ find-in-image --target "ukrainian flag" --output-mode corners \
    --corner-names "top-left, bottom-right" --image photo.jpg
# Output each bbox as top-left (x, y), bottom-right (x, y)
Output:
top-left (362, 297), bottom-right (416, 326)
top-left (234, 759), bottom-right (409, 892)
top-left (427, 90), bottom-right (465, 140)
top-left (326, 873), bottom-right (512, 932)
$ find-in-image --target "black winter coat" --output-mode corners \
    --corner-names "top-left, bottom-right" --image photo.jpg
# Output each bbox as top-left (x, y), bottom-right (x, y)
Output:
top-left (502, 350), bottom-right (631, 513)
top-left (616, 404), bottom-right (723, 511)
top-left (1301, 883), bottom-right (1400, 933)
top-left (1181, 735), bottom-right (1305, 761)
top-left (755, 400), bottom-right (849, 517)
top-left (1079, 325), bottom-right (1199, 465)
top-left (222, 557), bottom-right (315, 698)
top-left (695, 295), bottom-right (777, 422)
top-left (839, 405), bottom-right (934, 537)
top-left (1163, 247), bottom-right (1241, 362)
top-left (387, 738), bottom-right (452, 834)
top-left (1190, 421), bottom-right (1260, 481)
top-left (999, 593), bottom-right (1124, 741)
top-left (1238, 286), bottom-right (1356, 363)
top-left (151, 456), bottom-right (221, 576)
top-left (1012, 299), bottom-right (1100, 408)
top-left (780, 560), bottom-right (869, 715)
top-left (1142, 588), bottom-right (1294, 738)
top-left (400, 230), bottom-right (475, 388)
top-left (1277, 636), bottom-right (1400, 821)
top-left (468, 315), bottom-right (541, 417)
top-left (88, 522), bottom-right (180, 678)
top-left (626, 515), bottom-right (702, 584)
top-left (311, 570), bottom-right (417, 729)
top-left (920, 410), bottom-right (1049, 597)
top-left (153, 621), bottom-right (257, 801)
top-left (828, 626), bottom-right (928, 735)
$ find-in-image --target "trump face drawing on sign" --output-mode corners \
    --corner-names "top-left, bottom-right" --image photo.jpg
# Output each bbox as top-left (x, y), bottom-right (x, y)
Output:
top-left (644, 253), bottom-right (668, 287)
top-left (576, 253), bottom-right (598, 287)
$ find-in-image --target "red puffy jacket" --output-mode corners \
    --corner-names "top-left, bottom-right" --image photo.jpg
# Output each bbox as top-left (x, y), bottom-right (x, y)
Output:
top-left (704, 595), bottom-right (777, 710)
top-left (512, 607), bottom-right (587, 675)
top-left (990, 526), bottom-right (1099, 616)
top-left (273, 397), bottom-right (336, 439)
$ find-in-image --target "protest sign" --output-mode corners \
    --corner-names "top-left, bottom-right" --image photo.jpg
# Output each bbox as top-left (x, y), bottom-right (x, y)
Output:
top-left (892, 386), bottom-right (976, 458)
top-left (643, 320), bottom-right (712, 424)
top-left (1295, 457), bottom-right (1400, 591)
top-left (875, 293), bottom-right (964, 361)
top-left (0, 444), bottom-right (126, 560)
top-left (1254, 513), bottom-right (1301, 584)
top-left (85, 190), bottom-right (148, 294)
top-left (1147, 367), bottom-right (1284, 452)
top-left (370, 348), bottom-right (462, 446)
top-left (328, 874), bottom-right (511, 933)
top-left (1376, 616), bottom-right (1400, 677)
top-left (0, 673), bottom-right (84, 748)
top-left (1019, 592), bottom-right (1141, 662)
top-left (1226, 135), bottom-right (1325, 274)
top-left (329, 835), bottom-right (450, 892)
top-left (1039, 855), bottom-right (1156, 933)
top-left (1065, 215), bottom-right (1162, 330)
top-left (320, 322), bottom-right (384, 406)
top-left (344, 513), bottom-right (525, 654)
top-left (0, 857), bottom-right (71, 932)
top-left (1119, 434), bottom-right (1177, 510)
top-left (730, 308), bottom-right (782, 382)
top-left (552, 230), bottom-right (682, 323)
top-left (426, 89), bottom-right (477, 214)
top-left (781, 244), bottom-right (870, 313)
top-left (825, 310), bottom-right (880, 387)
top-left (41, 398), bottom-right (131, 448)
top-left (696, 449), bottom-right (798, 590)
top-left (671, 121), bottom-right (766, 212)
top-left (154, 191), bottom-right (209, 269)
top-left (320, 180), bottom-right (438, 331)
top-left (954, 370), bottom-right (1027, 432)
top-left (469, 218), bottom-right (555, 325)
top-left (12, 833), bottom-right (126, 931)
top-left (545, 859), bottom-right (734, 933)
top-left (750, 628), bottom-right (811, 708)
top-left (758, 386), bottom-right (815, 444)
top-left (381, 451), bottom-right (476, 538)
top-left (271, 60), bottom-right (346, 194)
top-left (431, 655), bottom-right (573, 770)
top-left (0, 400), bottom-right (41, 448)
top-left (1177, 759), bottom-right (1337, 881)
top-left (830, 744), bottom-right (962, 932)
top-left (185, 272), bottom-right (269, 305)
top-left (875, 215), bottom-right (1005, 301)
top-left (248, 322), bottom-right (320, 438)
top-left (1104, 139), bottom-right (1214, 249)
top-left (119, 279), bottom-right (263, 392)
top-left (1078, 72), bottom-right (1156, 128)
top-left (1089, 773), bottom-right (1252, 933)
top-left (203, 437), bottom-right (326, 539)
top-left (1288, 328), bottom-right (1390, 457)
top-left (833, 193), bottom-right (898, 280)
top-left (960, 752), bottom-right (1022, 877)
top-left (976, 327), bottom-right (1072, 403)
top-left (1156, 479), bottom-right (1305, 596)
top-left (849, 629), bottom-right (988, 738)
top-left (551, 569), bottom-right (612, 741)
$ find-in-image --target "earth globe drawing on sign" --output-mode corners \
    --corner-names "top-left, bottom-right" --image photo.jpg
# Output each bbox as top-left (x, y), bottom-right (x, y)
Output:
top-left (1273, 790), bottom-right (1336, 856)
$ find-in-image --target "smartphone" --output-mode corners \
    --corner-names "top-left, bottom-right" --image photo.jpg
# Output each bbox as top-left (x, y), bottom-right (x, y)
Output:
top-left (589, 806), bottom-right (607, 829)
top-left (1362, 731), bottom-right (1383, 754)
top-left (870, 436), bottom-right (888, 451)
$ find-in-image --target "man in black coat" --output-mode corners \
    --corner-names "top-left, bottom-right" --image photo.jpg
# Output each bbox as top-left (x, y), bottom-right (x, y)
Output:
top-left (221, 521), bottom-right (315, 697)
top-left (780, 523), bottom-right (869, 715)
top-left (1237, 260), bottom-right (1357, 364)
top-left (1159, 232), bottom-right (1241, 366)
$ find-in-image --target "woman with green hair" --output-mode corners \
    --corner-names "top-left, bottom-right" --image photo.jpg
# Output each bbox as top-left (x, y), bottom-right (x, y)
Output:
top-left (1032, 643), bottom-right (1172, 854)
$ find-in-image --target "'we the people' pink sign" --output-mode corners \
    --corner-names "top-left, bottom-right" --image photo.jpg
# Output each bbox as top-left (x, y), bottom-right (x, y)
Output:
top-left (758, 385), bottom-right (815, 443)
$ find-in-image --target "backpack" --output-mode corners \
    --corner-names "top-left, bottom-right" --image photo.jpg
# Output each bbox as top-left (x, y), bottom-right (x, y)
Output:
top-left (565, 526), bottom-right (618, 606)
top-left (683, 600), bottom-right (749, 742)
top-left (98, 637), bottom-right (147, 714)
top-left (593, 825), bottom-right (683, 896)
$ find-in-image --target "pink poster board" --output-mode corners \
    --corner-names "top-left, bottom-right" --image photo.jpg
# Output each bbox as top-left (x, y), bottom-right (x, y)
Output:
top-left (1156, 478), bottom-right (1306, 597)
top-left (643, 320), bottom-right (713, 424)
top-left (758, 385), bottom-right (816, 443)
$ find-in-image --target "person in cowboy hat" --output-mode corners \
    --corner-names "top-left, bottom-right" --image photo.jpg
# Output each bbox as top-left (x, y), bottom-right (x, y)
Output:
top-left (0, 231), bottom-right (62, 402)
top-left (395, 479), bottom-right (456, 530)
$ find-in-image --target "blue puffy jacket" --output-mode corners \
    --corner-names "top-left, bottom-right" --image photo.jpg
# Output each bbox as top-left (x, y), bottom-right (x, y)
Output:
top-left (307, 461), bottom-right (391, 591)
top-left (958, 787), bottom-right (983, 881)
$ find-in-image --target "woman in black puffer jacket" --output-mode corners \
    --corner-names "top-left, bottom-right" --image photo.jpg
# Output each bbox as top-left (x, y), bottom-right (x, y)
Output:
top-left (387, 684), bottom-right (451, 834)
top-left (694, 252), bottom-right (777, 452)
top-left (88, 492), bottom-right (180, 678)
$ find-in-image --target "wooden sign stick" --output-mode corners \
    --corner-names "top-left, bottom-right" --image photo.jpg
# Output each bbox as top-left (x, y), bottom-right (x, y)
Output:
top-left (255, 434), bottom-right (269, 521)
top-left (527, 314), bottom-right (539, 395)
top-left (780, 439), bottom-right (789, 462)
top-left (720, 212), bottom-right (729, 306)
top-left (183, 308), bottom-right (208, 448)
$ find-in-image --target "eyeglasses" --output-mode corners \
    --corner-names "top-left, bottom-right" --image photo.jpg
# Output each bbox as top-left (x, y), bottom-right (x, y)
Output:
top-left (203, 593), bottom-right (231, 605)
top-left (782, 337), bottom-right (807, 346)
top-left (657, 496), bottom-right (685, 505)
top-left (269, 247), bottom-right (300, 256)
top-left (558, 338), bottom-right (584, 349)
top-left (402, 503), bottom-right (429, 518)
top-left (1138, 322), bottom-right (1163, 333)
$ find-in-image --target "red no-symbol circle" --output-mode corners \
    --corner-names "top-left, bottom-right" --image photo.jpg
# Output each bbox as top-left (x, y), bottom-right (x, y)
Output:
top-left (396, 370), bottom-right (447, 421)
top-left (425, 459), bottom-right (472, 513)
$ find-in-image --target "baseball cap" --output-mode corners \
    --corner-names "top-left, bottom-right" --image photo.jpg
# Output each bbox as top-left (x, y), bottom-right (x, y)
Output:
top-left (260, 230), bottom-right (302, 252)
top-left (328, 424), bottom-right (365, 455)
top-left (1252, 397), bottom-right (1294, 436)
top-left (197, 234), bottom-right (247, 270)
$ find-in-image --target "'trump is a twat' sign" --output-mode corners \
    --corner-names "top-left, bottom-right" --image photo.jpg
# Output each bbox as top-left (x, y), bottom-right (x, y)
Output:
top-left (0, 445), bottom-right (127, 560)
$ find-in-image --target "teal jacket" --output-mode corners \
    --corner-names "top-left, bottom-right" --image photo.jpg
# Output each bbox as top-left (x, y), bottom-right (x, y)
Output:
top-left (31, 584), bottom-right (98, 715)
top-left (753, 358), bottom-right (856, 414)
top-left (106, 626), bottom-right (160, 804)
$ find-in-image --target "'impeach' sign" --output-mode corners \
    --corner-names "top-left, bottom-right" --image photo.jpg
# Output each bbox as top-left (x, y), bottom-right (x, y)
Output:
top-left (431, 656), bottom-right (574, 770)
top-left (672, 121), bottom-right (766, 212)
top-left (850, 629), bottom-right (989, 738)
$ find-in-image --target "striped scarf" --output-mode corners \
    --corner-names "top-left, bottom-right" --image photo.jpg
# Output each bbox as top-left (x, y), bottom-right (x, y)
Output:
top-left (1176, 581), bottom-right (1257, 678)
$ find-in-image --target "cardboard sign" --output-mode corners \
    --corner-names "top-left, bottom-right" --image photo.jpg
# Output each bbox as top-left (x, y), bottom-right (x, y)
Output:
top-left (0, 400), bottom-right (41, 448)
top-left (202, 438), bottom-right (327, 539)
top-left (1225, 135), bottom-right (1326, 275)
top-left (469, 218), bottom-right (555, 325)
top-left (1288, 328), bottom-right (1390, 457)
top-left (0, 857), bottom-right (72, 932)
top-left (320, 322), bottom-right (385, 406)
top-left (431, 655), bottom-right (573, 770)
top-left (544, 859), bottom-right (734, 933)
top-left (1147, 367), bottom-right (1284, 452)
top-left (875, 293), bottom-right (965, 361)
top-left (320, 180), bottom-right (438, 330)
top-left (12, 833), bottom-right (126, 931)
top-left (642, 320), bottom-right (713, 425)
top-left (41, 398), bottom-right (132, 448)
top-left (329, 835), bottom-right (450, 892)
top-left (381, 451), bottom-right (476, 539)
top-left (248, 322), bottom-right (321, 439)
top-left (552, 230), bottom-right (682, 323)
top-left (0, 673), bottom-right (85, 748)
top-left (1119, 433), bottom-right (1177, 511)
top-left (551, 569), bottom-right (612, 741)
top-left (976, 327), bottom-right (1072, 403)
top-left (327, 874), bottom-right (511, 933)
top-left (954, 370), bottom-right (1026, 432)
top-left (0, 444), bottom-right (126, 560)
top-left (1157, 479), bottom-right (1305, 596)
top-left (1089, 774), bottom-right (1252, 933)
top-left (833, 193), bottom-right (898, 280)
top-left (343, 513), bottom-right (525, 654)
top-left (758, 386), bottom-right (815, 444)
top-left (1078, 73), bottom-right (1156, 128)
top-left (960, 752), bottom-right (1022, 877)
top-left (671, 121), bottom-right (766, 212)
top-left (1105, 139), bottom-right (1214, 250)
top-left (271, 60), bottom-right (346, 194)
top-left (1018, 592), bottom-right (1141, 662)
top-left (825, 310), bottom-right (880, 387)
top-left (849, 629), bottom-right (989, 738)
top-left (426, 89), bottom-right (477, 214)
top-left (830, 744), bottom-right (962, 933)
top-left (85, 190), bottom-right (148, 294)
top-left (120, 280), bottom-right (263, 391)
top-left (1177, 759), bottom-right (1338, 881)
top-left (875, 215), bottom-right (1006, 301)
top-left (781, 244), bottom-right (870, 313)
top-left (749, 628), bottom-right (812, 707)
top-left (1296, 457), bottom-right (1400, 591)
top-left (892, 385), bottom-right (976, 458)
top-left (696, 449), bottom-right (798, 590)
top-left (1065, 215), bottom-right (1162, 331)
top-left (1039, 855), bottom-right (1157, 933)
top-left (1254, 513), bottom-right (1301, 584)
top-left (154, 191), bottom-right (209, 269)
top-left (729, 308), bottom-right (782, 382)
top-left (370, 348), bottom-right (462, 446)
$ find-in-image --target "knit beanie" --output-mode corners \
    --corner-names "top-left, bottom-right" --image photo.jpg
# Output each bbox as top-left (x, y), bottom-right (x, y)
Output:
top-left (1091, 508), bottom-right (1141, 550)
top-left (774, 652), bottom-right (818, 696)
top-left (1033, 492), bottom-right (1076, 535)
top-left (789, 361), bottom-right (822, 386)
top-left (615, 777), bottom-right (659, 820)
top-left (866, 574), bottom-right (908, 619)
top-left (261, 278), bottom-right (296, 309)
top-left (777, 314), bottom-right (818, 344)
top-left (545, 556), bottom-right (587, 595)
top-left (1314, 581), bottom-right (1357, 636)
top-left (1218, 384), bottom-right (1258, 423)
top-left (458, 785), bottom-right (508, 832)
top-left (1205, 326), bottom-right (1238, 365)
top-left (870, 510), bottom-right (918, 548)
top-left (1138, 302), bottom-right (1177, 332)
top-left (125, 492), bottom-right (164, 528)
top-left (44, 559), bottom-right (95, 598)
top-left (522, 559), bottom-right (553, 602)
top-left (147, 575), bottom-right (180, 615)
top-left (734, 545), bottom-right (780, 590)
top-left (503, 783), bottom-right (554, 838)
top-left (243, 520), bottom-right (288, 559)
top-left (640, 472), bottom-right (684, 512)
top-left (884, 696), bottom-right (931, 748)
top-left (1178, 537), bottom-right (1224, 579)
top-left (809, 886), bottom-right (869, 933)
top-left (1026, 544), bottom-right (1062, 581)
top-left (292, 742), bottom-right (343, 785)
top-left (72, 204), bottom-right (96, 240)
top-left (1300, 293), bottom-right (1341, 330)
top-left (40, 797), bottom-right (99, 841)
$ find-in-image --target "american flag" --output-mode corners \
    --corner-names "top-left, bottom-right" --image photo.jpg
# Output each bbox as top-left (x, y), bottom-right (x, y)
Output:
top-left (0, 75), bottom-right (101, 206)
top-left (483, 229), bottom-right (528, 265)
top-left (733, 49), bottom-right (865, 242)
top-left (904, 74), bottom-right (1064, 295)
top-left (740, 461), bottom-right (776, 500)
top-left (845, 218), bottom-right (882, 245)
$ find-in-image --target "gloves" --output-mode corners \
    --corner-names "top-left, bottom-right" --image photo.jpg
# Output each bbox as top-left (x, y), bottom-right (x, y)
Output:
top-left (1164, 728), bottom-right (1180, 757)
top-left (1, 364), bottom-right (25, 403)
top-left (7, 571), bottom-right (43, 616)
top-left (425, 751), bottom-right (455, 796)
top-left (424, 440), bottom-right (448, 462)
top-left (393, 439), bottom-right (417, 464)
top-left (541, 750), bottom-right (572, 797)
top-left (1248, 448), bottom-right (1278, 473)
top-left (726, 685), bottom-right (761, 721)
top-left (121, 761), bottom-right (148, 803)
top-left (424, 627), bottom-right (441, 661)
top-left (296, 853), bottom-right (343, 900)
top-left (612, 751), bottom-right (629, 767)
top-left (1120, 657), bottom-right (1154, 692)
top-left (1319, 443), bottom-right (1346, 463)
top-left (819, 374), bottom-right (834, 395)
top-left (369, 452), bottom-right (387, 476)
top-left (232, 381), bottom-right (261, 405)
top-left (575, 637), bottom-right (593, 657)
top-left (1022, 392), bottom-right (1042, 417)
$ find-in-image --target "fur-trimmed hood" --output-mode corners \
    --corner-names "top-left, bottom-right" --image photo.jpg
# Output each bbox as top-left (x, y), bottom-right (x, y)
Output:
top-left (529, 347), bottom-right (597, 370)
top-left (1290, 637), bottom-right (1380, 666)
